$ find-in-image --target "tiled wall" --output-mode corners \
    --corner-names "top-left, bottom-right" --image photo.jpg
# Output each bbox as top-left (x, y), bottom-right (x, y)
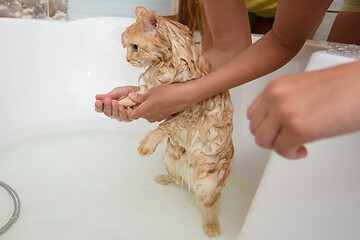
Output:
top-left (313, 0), bottom-right (344, 41)
top-left (0, 0), bottom-right (172, 20)
top-left (68, 0), bottom-right (172, 20)
top-left (0, 0), bottom-right (346, 41)
top-left (0, 0), bottom-right (68, 20)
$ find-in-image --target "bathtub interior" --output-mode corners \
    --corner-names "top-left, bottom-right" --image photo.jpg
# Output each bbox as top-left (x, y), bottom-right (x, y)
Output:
top-left (1, 17), bottom-right (360, 239)
top-left (0, 17), bottom-right (259, 239)
top-left (0, 17), bottom-right (320, 194)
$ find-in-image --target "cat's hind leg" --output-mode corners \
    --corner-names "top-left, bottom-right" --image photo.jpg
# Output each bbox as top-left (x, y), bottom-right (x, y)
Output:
top-left (154, 175), bottom-right (175, 185)
top-left (200, 203), bottom-right (221, 238)
top-left (156, 138), bottom-right (184, 185)
top-left (192, 155), bottom-right (227, 237)
top-left (195, 177), bottom-right (222, 237)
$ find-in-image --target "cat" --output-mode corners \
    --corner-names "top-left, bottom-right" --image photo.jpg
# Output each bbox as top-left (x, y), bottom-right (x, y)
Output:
top-left (120, 6), bottom-right (234, 238)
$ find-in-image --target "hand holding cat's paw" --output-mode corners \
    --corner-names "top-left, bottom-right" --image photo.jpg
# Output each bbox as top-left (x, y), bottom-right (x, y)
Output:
top-left (112, 100), bottom-right (134, 122)
top-left (118, 96), bottom-right (136, 107)
top-left (95, 86), bottom-right (141, 122)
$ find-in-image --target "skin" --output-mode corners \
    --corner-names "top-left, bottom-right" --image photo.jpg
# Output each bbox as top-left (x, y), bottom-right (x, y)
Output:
top-left (247, 60), bottom-right (360, 159)
top-left (94, 0), bottom-right (360, 159)
top-left (121, 0), bottom-right (332, 121)
top-left (327, 11), bottom-right (360, 45)
top-left (95, 86), bottom-right (139, 122)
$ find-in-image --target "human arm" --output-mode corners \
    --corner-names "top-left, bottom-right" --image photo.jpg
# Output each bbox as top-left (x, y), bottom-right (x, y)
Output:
top-left (201, 0), bottom-right (252, 69)
top-left (247, 60), bottom-right (360, 159)
top-left (128, 0), bottom-right (333, 122)
top-left (327, 11), bottom-right (360, 45)
top-left (186, 0), bottom-right (333, 101)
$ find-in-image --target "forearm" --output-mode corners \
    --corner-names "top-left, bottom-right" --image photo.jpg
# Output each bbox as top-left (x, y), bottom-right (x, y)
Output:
top-left (203, 46), bottom-right (242, 69)
top-left (203, 0), bottom-right (252, 69)
top-left (189, 30), bottom-right (302, 104)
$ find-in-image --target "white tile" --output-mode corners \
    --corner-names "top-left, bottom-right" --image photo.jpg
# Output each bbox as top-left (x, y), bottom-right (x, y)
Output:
top-left (313, 12), bottom-right (337, 41)
top-left (68, 0), bottom-right (172, 20)
top-left (328, 0), bottom-right (344, 11)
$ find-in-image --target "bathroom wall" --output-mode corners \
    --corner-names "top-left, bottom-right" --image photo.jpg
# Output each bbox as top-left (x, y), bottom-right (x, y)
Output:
top-left (313, 0), bottom-right (344, 41)
top-left (68, 0), bottom-right (172, 20)
top-left (0, 0), bottom-right (172, 21)
top-left (0, 0), bottom-right (344, 42)
top-left (0, 0), bottom-right (68, 20)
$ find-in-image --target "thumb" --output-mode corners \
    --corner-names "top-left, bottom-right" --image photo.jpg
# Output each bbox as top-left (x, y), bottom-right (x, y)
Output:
top-left (129, 92), bottom-right (147, 104)
top-left (128, 105), bottom-right (142, 120)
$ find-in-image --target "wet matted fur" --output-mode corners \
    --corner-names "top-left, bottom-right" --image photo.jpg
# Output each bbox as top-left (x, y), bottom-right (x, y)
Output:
top-left (120, 6), bottom-right (234, 237)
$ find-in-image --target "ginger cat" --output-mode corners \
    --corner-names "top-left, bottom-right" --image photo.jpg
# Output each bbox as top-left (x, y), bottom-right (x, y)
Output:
top-left (121, 6), bottom-right (234, 237)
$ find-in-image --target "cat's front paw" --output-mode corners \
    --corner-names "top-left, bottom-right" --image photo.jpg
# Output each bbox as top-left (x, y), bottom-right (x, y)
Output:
top-left (138, 138), bottom-right (157, 156)
top-left (118, 96), bottom-right (136, 107)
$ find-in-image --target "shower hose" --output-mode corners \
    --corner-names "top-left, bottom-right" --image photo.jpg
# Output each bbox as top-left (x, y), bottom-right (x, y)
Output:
top-left (0, 181), bottom-right (20, 236)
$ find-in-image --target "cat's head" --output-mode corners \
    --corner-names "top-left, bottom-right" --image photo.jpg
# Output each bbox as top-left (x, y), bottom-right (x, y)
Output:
top-left (121, 7), bottom-right (172, 68)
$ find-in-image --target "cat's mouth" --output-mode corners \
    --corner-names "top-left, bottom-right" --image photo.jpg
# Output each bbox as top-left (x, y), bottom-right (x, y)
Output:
top-left (130, 60), bottom-right (147, 68)
top-left (129, 60), bottom-right (141, 67)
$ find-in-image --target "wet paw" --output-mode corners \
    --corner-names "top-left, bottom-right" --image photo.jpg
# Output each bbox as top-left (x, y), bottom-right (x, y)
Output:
top-left (138, 138), bottom-right (157, 156)
top-left (203, 221), bottom-right (221, 238)
top-left (154, 175), bottom-right (175, 185)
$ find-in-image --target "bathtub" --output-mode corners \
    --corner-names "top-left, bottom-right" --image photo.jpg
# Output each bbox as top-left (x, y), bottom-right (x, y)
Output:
top-left (0, 17), bottom-right (359, 239)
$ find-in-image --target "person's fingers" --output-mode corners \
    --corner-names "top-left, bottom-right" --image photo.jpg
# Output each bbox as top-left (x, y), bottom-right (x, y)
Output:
top-left (129, 92), bottom-right (147, 104)
top-left (247, 95), bottom-right (267, 134)
top-left (112, 100), bottom-right (119, 119)
top-left (128, 104), bottom-right (143, 121)
top-left (249, 111), bottom-right (267, 135)
top-left (96, 86), bottom-right (140, 101)
top-left (128, 103), bottom-right (158, 123)
top-left (272, 128), bottom-right (308, 159)
top-left (246, 95), bottom-right (261, 119)
top-left (127, 92), bottom-right (153, 121)
top-left (109, 88), bottom-right (124, 98)
top-left (111, 100), bottom-right (133, 122)
top-left (294, 146), bottom-right (308, 159)
top-left (247, 89), bottom-right (267, 119)
top-left (253, 115), bottom-right (281, 149)
top-left (103, 98), bottom-right (113, 117)
top-left (96, 92), bottom-right (117, 101)
top-left (119, 105), bottom-right (131, 122)
top-left (95, 100), bottom-right (104, 113)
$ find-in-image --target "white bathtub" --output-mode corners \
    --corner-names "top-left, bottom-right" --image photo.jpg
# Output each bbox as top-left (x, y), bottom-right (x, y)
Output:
top-left (0, 17), bottom-right (359, 239)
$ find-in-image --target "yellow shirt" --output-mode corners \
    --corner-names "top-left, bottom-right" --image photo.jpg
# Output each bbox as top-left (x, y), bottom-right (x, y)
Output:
top-left (245, 0), bottom-right (277, 18)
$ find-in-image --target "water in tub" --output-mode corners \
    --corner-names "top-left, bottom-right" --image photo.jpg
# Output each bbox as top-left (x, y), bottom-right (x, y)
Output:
top-left (0, 129), bottom-right (252, 239)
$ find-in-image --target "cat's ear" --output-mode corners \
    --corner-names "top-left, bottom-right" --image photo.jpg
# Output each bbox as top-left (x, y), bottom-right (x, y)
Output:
top-left (143, 12), bottom-right (159, 29)
top-left (135, 6), bottom-right (147, 18)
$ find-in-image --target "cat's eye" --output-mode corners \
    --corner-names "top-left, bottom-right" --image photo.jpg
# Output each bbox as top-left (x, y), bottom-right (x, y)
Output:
top-left (132, 44), bottom-right (138, 51)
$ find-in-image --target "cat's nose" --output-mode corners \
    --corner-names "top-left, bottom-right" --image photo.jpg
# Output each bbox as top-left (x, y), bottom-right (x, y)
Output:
top-left (126, 58), bottom-right (130, 62)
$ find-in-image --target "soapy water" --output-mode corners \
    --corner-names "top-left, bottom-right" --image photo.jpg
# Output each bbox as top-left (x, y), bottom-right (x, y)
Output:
top-left (0, 130), bottom-right (253, 240)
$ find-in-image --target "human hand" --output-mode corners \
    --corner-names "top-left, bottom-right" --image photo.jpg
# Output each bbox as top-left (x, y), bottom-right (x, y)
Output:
top-left (95, 86), bottom-right (140, 122)
top-left (127, 82), bottom-right (195, 123)
top-left (247, 61), bottom-right (360, 159)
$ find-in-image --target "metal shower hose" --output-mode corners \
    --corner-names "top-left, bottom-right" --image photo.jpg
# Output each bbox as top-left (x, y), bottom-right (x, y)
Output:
top-left (0, 181), bottom-right (20, 236)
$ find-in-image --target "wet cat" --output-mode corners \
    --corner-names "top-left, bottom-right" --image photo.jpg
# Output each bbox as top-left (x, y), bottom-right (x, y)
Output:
top-left (120, 6), bottom-right (234, 237)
